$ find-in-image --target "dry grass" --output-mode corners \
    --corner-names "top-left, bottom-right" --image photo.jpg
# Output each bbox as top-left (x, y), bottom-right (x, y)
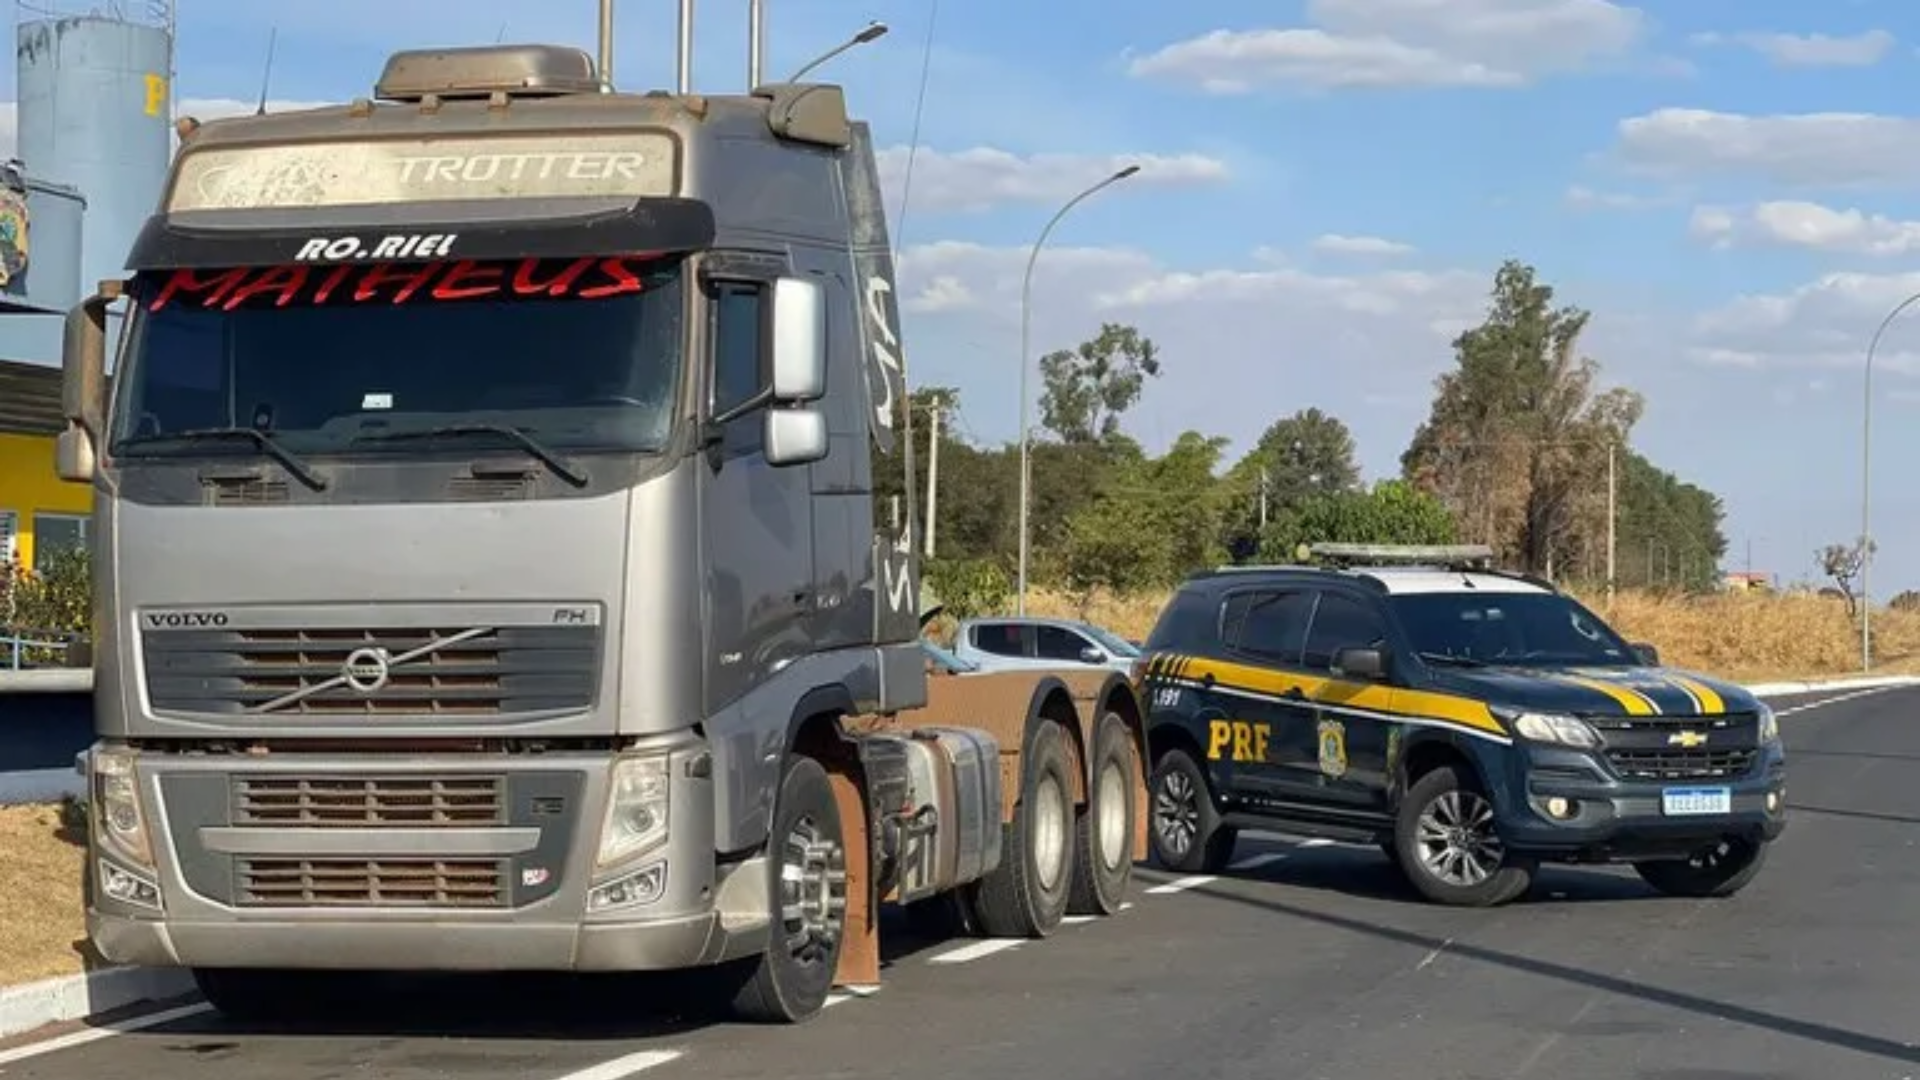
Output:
top-left (1023, 587), bottom-right (1920, 685)
top-left (0, 801), bottom-right (101, 986)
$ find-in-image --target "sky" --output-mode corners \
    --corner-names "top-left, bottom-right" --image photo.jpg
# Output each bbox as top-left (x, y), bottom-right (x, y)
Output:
top-left (4, 0), bottom-right (1920, 595)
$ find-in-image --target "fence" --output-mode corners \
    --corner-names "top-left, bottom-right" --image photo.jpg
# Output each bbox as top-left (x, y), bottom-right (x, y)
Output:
top-left (2, 627), bottom-right (86, 671)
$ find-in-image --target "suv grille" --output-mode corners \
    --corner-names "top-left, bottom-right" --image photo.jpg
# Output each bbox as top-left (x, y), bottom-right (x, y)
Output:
top-left (237, 857), bottom-right (507, 908)
top-left (1605, 747), bottom-right (1757, 781)
top-left (143, 625), bottom-right (599, 715)
top-left (234, 775), bottom-right (506, 828)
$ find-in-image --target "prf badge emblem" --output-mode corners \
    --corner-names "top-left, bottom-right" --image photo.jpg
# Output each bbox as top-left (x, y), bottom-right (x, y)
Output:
top-left (1317, 718), bottom-right (1348, 779)
top-left (0, 185), bottom-right (30, 288)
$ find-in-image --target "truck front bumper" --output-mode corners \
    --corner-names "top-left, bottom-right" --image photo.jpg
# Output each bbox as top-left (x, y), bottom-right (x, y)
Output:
top-left (84, 734), bottom-right (774, 973)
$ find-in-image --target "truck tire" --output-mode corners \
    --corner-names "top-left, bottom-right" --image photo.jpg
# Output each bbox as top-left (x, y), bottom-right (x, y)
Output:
top-left (1146, 746), bottom-right (1236, 874)
top-left (1067, 712), bottom-right (1137, 916)
top-left (1392, 764), bottom-right (1534, 907)
top-left (968, 719), bottom-right (1076, 937)
top-left (1633, 837), bottom-right (1768, 898)
top-left (728, 754), bottom-right (849, 1023)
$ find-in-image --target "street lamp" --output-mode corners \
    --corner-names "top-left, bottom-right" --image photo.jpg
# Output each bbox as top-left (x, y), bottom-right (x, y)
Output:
top-left (1859, 289), bottom-right (1920, 671)
top-left (1013, 164), bottom-right (1141, 614)
top-left (784, 20), bottom-right (889, 83)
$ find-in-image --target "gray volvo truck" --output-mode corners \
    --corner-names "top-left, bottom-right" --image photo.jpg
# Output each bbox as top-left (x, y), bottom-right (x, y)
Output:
top-left (53, 42), bottom-right (1148, 1024)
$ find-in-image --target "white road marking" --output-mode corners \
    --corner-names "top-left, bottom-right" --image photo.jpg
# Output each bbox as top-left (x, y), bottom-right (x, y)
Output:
top-left (1416, 937), bottom-right (1454, 970)
top-left (0, 1001), bottom-right (213, 1066)
top-left (929, 938), bottom-right (1024, 964)
top-left (1144, 874), bottom-right (1217, 894)
top-left (1228, 852), bottom-right (1289, 872)
top-left (1061, 914), bottom-right (1097, 925)
top-left (551, 1050), bottom-right (684, 1080)
top-left (1119, 901), bottom-right (1135, 910)
top-left (1776, 685), bottom-right (1896, 717)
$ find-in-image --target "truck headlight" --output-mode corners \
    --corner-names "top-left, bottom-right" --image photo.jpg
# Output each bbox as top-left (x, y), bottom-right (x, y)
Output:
top-left (1756, 702), bottom-right (1779, 745)
top-left (89, 748), bottom-right (153, 869)
top-left (1505, 710), bottom-right (1603, 749)
top-left (595, 754), bottom-right (670, 873)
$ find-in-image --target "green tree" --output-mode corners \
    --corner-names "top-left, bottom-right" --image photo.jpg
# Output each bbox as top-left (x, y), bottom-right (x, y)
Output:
top-left (1257, 480), bottom-right (1458, 561)
top-left (1057, 431), bottom-right (1229, 606)
top-left (1401, 259), bottom-right (1642, 576)
top-left (1223, 407), bottom-right (1362, 558)
top-left (1038, 323), bottom-right (1162, 444)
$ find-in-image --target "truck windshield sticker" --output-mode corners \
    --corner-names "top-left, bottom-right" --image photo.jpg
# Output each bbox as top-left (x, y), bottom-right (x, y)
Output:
top-left (295, 233), bottom-right (459, 263)
top-left (143, 255), bottom-right (664, 312)
top-left (168, 132), bottom-right (679, 212)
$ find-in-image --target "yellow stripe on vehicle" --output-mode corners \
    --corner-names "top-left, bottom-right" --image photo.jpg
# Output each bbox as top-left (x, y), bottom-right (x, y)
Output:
top-left (1538, 671), bottom-right (1659, 716)
top-left (1660, 673), bottom-right (1726, 715)
top-left (1168, 656), bottom-right (1506, 737)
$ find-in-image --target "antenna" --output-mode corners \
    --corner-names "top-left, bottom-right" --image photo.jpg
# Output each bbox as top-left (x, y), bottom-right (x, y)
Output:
top-left (890, 0), bottom-right (939, 264)
top-left (748, 0), bottom-right (764, 87)
top-left (253, 26), bottom-right (278, 115)
top-left (676, 0), bottom-right (693, 92)
top-left (495, 22), bottom-right (507, 43)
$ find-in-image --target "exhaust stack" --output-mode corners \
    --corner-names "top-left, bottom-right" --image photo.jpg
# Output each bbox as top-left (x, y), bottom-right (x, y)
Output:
top-left (748, 0), bottom-right (764, 87)
top-left (677, 0), bottom-right (693, 91)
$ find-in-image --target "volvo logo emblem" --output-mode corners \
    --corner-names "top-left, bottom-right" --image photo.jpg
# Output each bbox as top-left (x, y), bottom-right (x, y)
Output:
top-left (341, 647), bottom-right (392, 694)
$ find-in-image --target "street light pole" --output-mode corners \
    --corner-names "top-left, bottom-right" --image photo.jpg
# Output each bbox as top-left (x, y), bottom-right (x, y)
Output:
top-left (1860, 290), bottom-right (1920, 671)
top-left (1014, 164), bottom-right (1141, 614)
top-left (785, 20), bottom-right (889, 82)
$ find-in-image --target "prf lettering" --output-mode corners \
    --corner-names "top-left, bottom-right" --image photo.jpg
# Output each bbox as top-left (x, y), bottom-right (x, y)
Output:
top-left (1207, 719), bottom-right (1270, 764)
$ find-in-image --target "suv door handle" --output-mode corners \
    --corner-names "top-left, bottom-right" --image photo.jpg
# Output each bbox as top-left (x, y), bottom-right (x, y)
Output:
top-left (1283, 687), bottom-right (1305, 701)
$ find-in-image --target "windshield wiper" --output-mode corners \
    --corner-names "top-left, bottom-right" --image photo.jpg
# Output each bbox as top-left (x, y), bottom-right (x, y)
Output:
top-left (118, 426), bottom-right (327, 490)
top-left (1417, 651), bottom-right (1488, 668)
top-left (354, 424), bottom-right (587, 487)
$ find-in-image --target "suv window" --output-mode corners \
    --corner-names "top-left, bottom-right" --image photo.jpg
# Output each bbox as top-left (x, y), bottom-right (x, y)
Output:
top-left (971, 622), bottom-right (1026, 657)
top-left (1145, 588), bottom-right (1215, 652)
top-left (1303, 591), bottom-right (1390, 670)
top-left (1223, 589), bottom-right (1315, 665)
top-left (1035, 625), bottom-right (1090, 661)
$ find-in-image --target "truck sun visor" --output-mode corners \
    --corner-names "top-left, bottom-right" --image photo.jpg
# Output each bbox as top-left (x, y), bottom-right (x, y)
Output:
top-left (139, 255), bottom-right (674, 312)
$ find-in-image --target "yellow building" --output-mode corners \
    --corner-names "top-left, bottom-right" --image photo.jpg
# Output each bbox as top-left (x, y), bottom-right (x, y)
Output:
top-left (0, 358), bottom-right (91, 572)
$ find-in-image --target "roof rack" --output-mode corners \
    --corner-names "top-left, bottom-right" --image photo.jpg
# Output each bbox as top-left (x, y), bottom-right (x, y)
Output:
top-left (1304, 542), bottom-right (1497, 571)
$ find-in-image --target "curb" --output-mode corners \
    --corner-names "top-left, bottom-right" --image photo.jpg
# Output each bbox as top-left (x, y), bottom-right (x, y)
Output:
top-left (0, 966), bottom-right (195, 1041)
top-left (0, 670), bottom-right (90, 694)
top-left (1743, 674), bottom-right (1920, 697)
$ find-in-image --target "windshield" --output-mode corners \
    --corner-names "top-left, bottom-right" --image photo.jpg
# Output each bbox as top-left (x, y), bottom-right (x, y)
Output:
top-left (108, 255), bottom-right (686, 461)
top-left (1388, 591), bottom-right (1639, 668)
top-left (1081, 624), bottom-right (1141, 658)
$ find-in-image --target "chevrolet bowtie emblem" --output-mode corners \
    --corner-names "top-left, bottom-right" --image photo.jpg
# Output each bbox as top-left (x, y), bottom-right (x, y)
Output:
top-left (1667, 730), bottom-right (1708, 748)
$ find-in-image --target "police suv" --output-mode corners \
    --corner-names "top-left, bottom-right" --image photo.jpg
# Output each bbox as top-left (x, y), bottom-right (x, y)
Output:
top-left (1134, 544), bottom-right (1785, 906)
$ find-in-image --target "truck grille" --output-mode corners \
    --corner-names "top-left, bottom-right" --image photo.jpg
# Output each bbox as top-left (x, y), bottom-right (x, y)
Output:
top-left (143, 625), bottom-right (599, 716)
top-left (235, 775), bottom-right (506, 827)
top-left (237, 857), bottom-right (508, 908)
top-left (1606, 748), bottom-right (1757, 781)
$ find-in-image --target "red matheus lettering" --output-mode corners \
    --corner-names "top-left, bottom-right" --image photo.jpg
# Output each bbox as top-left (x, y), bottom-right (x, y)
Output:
top-left (147, 256), bottom-right (660, 311)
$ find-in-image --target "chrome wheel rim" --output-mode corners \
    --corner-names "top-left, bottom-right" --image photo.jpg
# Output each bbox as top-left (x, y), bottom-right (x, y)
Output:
top-left (1033, 772), bottom-right (1069, 891)
top-left (1414, 789), bottom-right (1504, 887)
top-left (779, 813), bottom-right (848, 965)
top-left (1096, 759), bottom-right (1129, 871)
top-left (1153, 768), bottom-right (1200, 859)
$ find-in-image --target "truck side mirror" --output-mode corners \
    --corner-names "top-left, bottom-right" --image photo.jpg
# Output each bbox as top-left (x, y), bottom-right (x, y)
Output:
top-left (763, 408), bottom-right (827, 466)
top-left (769, 276), bottom-right (826, 402)
top-left (56, 280), bottom-right (124, 483)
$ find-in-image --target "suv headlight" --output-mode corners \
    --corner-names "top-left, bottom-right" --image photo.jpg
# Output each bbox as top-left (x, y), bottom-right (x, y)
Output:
top-left (595, 753), bottom-right (670, 873)
top-left (90, 748), bottom-right (153, 868)
top-left (1756, 702), bottom-right (1779, 744)
top-left (1503, 710), bottom-right (1603, 749)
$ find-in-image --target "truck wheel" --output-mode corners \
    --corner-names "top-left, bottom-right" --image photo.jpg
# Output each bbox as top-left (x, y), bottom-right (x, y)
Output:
top-left (1393, 764), bottom-right (1533, 907)
top-left (1633, 837), bottom-right (1768, 898)
top-left (1067, 712), bottom-right (1137, 916)
top-left (1147, 746), bottom-right (1236, 874)
top-left (968, 719), bottom-right (1076, 937)
top-left (729, 754), bottom-right (848, 1023)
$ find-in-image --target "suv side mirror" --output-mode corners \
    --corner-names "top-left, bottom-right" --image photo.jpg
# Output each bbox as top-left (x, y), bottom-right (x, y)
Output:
top-left (57, 280), bottom-right (123, 483)
top-left (1332, 645), bottom-right (1387, 681)
top-left (769, 276), bottom-right (826, 402)
top-left (1078, 645), bottom-right (1106, 665)
top-left (1630, 642), bottom-right (1660, 666)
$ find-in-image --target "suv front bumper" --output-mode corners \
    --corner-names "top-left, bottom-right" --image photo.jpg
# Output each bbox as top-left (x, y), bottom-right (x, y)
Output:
top-left (1492, 741), bottom-right (1787, 860)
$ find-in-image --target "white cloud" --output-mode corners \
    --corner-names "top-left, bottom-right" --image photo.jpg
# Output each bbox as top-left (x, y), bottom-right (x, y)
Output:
top-left (1614, 108), bottom-right (1920, 187)
top-left (874, 146), bottom-right (1230, 214)
top-left (1691, 29), bottom-right (1895, 67)
top-left (1127, 0), bottom-right (1646, 92)
top-left (1690, 200), bottom-right (1920, 257)
top-left (1564, 184), bottom-right (1671, 210)
top-left (1690, 271), bottom-right (1920, 374)
top-left (0, 97), bottom-right (339, 161)
top-left (1311, 233), bottom-right (1415, 256)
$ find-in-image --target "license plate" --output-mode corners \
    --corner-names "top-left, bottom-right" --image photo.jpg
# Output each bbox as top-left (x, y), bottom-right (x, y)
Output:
top-left (1661, 786), bottom-right (1731, 816)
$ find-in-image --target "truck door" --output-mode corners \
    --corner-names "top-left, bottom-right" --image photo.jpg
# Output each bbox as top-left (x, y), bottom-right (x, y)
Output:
top-left (699, 263), bottom-right (816, 714)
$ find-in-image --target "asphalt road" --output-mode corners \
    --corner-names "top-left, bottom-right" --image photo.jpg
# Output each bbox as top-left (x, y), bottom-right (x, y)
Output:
top-left (4, 685), bottom-right (1916, 1080)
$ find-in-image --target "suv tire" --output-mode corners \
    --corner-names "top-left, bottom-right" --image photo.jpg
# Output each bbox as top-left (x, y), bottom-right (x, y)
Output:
top-left (1147, 746), bottom-right (1236, 874)
top-left (1393, 763), bottom-right (1533, 907)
